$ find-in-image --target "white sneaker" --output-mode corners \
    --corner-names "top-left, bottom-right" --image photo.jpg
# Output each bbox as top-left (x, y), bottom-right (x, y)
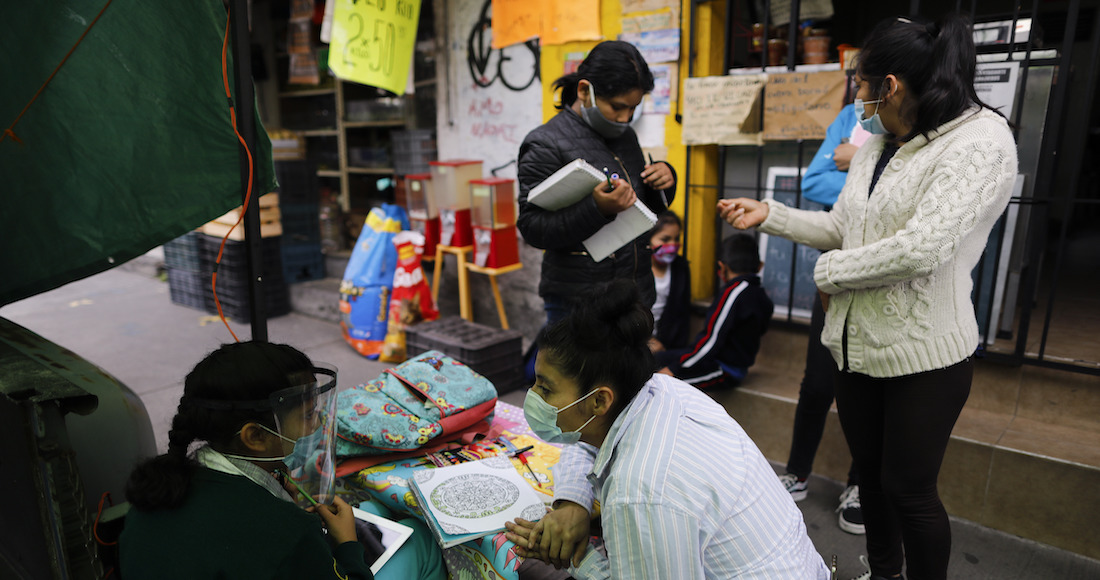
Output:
top-left (836, 484), bottom-right (865, 534)
top-left (848, 555), bottom-right (872, 580)
top-left (848, 555), bottom-right (902, 580)
top-left (778, 473), bottom-right (809, 501)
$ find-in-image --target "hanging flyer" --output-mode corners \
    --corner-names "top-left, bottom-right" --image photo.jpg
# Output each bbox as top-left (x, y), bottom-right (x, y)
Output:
top-left (329, 0), bottom-right (421, 95)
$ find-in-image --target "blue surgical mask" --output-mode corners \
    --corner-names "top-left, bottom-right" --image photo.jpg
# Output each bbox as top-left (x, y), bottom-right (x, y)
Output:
top-left (579, 84), bottom-right (630, 139)
top-left (854, 97), bottom-right (888, 135)
top-left (523, 388), bottom-right (598, 444)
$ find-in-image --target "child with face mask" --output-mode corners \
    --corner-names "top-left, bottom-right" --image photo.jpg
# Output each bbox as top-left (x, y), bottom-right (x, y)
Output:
top-left (654, 233), bottom-right (773, 389)
top-left (120, 342), bottom-right (445, 580)
top-left (647, 210), bottom-right (692, 352)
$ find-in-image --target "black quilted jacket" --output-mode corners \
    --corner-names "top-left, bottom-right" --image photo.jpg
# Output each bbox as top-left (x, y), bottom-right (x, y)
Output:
top-left (517, 108), bottom-right (677, 308)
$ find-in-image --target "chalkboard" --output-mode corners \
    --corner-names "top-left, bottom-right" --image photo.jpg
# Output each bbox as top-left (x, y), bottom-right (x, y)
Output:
top-left (757, 167), bottom-right (825, 320)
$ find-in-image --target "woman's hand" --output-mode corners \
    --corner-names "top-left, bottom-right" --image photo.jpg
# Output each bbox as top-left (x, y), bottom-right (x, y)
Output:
top-left (505, 501), bottom-right (590, 569)
top-left (648, 337), bottom-right (665, 353)
top-left (718, 198), bottom-right (769, 230)
top-left (309, 496), bottom-right (358, 545)
top-left (642, 161), bottom-right (674, 190)
top-left (592, 178), bottom-right (637, 217)
top-left (832, 143), bottom-right (859, 171)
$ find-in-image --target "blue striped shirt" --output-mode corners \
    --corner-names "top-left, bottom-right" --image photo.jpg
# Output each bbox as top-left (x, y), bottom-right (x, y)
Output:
top-left (553, 374), bottom-right (829, 579)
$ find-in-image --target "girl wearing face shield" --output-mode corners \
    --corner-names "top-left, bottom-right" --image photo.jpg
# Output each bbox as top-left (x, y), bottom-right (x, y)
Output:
top-left (120, 341), bottom-right (445, 580)
top-left (517, 40), bottom-right (678, 328)
top-left (503, 281), bottom-right (829, 579)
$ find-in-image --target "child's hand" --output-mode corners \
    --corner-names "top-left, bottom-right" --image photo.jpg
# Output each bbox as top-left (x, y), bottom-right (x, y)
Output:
top-left (309, 496), bottom-right (358, 545)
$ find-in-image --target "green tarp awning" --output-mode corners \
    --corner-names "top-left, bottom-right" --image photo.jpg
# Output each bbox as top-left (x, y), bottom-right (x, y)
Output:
top-left (1, 0), bottom-right (275, 306)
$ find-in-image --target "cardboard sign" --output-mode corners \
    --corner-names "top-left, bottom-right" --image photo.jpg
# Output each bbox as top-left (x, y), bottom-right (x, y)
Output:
top-left (681, 75), bottom-right (765, 146)
top-left (763, 70), bottom-right (847, 140)
top-left (329, 0), bottom-right (421, 95)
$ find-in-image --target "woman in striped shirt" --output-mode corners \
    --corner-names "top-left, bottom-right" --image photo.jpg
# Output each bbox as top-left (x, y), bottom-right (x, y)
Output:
top-left (504, 280), bottom-right (829, 579)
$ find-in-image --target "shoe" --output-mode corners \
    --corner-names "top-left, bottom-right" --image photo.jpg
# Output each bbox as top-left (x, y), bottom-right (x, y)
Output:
top-left (848, 555), bottom-right (904, 580)
top-left (848, 555), bottom-right (872, 580)
top-left (778, 473), bottom-right (808, 501)
top-left (837, 484), bottom-right (865, 534)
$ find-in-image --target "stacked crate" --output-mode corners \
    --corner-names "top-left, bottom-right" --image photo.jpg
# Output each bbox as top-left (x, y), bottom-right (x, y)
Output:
top-left (405, 317), bottom-right (524, 394)
top-left (163, 231), bottom-right (208, 311)
top-left (275, 161), bottom-right (325, 283)
top-left (198, 234), bottom-right (289, 322)
top-left (392, 129), bottom-right (436, 176)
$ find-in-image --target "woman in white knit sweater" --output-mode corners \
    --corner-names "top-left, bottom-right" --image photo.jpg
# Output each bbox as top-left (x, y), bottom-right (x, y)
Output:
top-left (719, 15), bottom-right (1017, 580)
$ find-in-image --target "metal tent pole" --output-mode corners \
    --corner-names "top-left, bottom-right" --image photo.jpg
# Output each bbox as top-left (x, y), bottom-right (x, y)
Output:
top-left (229, 0), bottom-right (268, 342)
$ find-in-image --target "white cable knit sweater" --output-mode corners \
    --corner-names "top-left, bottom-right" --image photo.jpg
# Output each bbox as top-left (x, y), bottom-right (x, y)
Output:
top-left (759, 107), bottom-right (1018, 378)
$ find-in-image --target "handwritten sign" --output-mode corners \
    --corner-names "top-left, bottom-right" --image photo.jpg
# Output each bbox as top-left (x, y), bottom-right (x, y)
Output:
top-left (622, 8), bottom-right (677, 34)
top-left (542, 0), bottom-right (602, 46)
top-left (621, 0), bottom-right (678, 13)
top-left (681, 75), bottom-right (765, 146)
top-left (491, 0), bottom-right (540, 49)
top-left (618, 28), bottom-right (680, 63)
top-left (643, 63), bottom-right (677, 115)
top-left (763, 71), bottom-right (846, 140)
top-left (329, 0), bottom-right (421, 95)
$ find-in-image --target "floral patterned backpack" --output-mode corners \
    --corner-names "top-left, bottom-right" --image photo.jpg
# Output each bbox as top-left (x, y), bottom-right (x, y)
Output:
top-left (335, 350), bottom-right (497, 456)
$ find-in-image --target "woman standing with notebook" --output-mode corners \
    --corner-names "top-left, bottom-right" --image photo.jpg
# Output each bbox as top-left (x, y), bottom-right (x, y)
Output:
top-left (517, 40), bottom-right (677, 326)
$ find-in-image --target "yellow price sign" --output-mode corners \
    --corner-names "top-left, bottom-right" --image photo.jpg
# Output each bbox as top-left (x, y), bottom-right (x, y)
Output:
top-left (329, 0), bottom-right (421, 95)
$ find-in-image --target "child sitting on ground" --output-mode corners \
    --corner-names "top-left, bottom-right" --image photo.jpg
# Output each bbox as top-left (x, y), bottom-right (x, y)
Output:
top-left (656, 233), bottom-right (773, 388)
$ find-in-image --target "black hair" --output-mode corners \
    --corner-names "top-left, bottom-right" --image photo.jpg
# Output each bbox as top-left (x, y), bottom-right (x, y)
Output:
top-left (720, 233), bottom-right (761, 275)
top-left (536, 280), bottom-right (655, 414)
top-left (649, 210), bottom-right (682, 239)
top-left (857, 14), bottom-right (1000, 140)
top-left (125, 341), bottom-right (314, 511)
top-left (552, 40), bottom-right (655, 109)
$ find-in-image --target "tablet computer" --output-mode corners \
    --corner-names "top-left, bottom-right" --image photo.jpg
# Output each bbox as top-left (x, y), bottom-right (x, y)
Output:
top-left (351, 507), bottom-right (415, 574)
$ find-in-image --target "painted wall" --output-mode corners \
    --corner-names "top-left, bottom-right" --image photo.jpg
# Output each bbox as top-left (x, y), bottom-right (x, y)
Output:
top-left (436, 0), bottom-right (543, 174)
top-left (433, 0), bottom-right (546, 344)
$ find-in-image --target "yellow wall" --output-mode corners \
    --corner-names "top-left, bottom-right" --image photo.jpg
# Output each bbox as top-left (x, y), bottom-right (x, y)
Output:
top-left (537, 0), bottom-right (720, 300)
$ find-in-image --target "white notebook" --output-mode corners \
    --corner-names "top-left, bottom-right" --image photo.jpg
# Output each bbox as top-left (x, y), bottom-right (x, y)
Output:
top-left (528, 158), bottom-right (659, 262)
top-left (527, 158), bottom-right (608, 211)
top-left (410, 455), bottom-right (546, 549)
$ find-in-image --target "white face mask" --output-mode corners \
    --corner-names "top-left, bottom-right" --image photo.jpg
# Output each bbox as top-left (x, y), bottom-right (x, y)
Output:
top-left (223, 423), bottom-right (300, 464)
top-left (523, 388), bottom-right (598, 445)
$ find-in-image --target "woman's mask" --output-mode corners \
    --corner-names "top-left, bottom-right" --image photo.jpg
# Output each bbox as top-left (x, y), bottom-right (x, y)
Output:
top-left (523, 388), bottom-right (597, 444)
top-left (579, 83), bottom-right (630, 139)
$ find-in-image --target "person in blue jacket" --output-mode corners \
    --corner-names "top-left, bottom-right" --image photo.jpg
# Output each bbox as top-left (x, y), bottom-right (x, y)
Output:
top-left (777, 102), bottom-right (867, 535)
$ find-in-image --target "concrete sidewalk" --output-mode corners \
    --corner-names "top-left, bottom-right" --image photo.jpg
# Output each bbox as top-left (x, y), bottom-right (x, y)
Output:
top-left (3, 267), bottom-right (1098, 579)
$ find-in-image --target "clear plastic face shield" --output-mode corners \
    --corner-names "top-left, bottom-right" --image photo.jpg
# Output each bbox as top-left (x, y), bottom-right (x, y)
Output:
top-left (270, 363), bottom-right (339, 508)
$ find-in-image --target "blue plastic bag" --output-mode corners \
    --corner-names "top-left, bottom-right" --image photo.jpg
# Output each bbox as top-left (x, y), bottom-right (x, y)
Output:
top-left (340, 204), bottom-right (409, 358)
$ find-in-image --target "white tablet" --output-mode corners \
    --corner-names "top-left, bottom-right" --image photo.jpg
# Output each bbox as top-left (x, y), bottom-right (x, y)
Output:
top-left (351, 507), bottom-right (415, 574)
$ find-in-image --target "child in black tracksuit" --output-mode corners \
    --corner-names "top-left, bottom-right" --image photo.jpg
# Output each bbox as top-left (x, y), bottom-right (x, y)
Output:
top-left (656, 234), bottom-right (773, 389)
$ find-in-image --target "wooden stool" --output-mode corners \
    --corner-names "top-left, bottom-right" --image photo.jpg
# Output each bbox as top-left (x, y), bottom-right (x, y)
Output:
top-left (431, 245), bottom-right (474, 320)
top-left (465, 262), bottom-right (523, 329)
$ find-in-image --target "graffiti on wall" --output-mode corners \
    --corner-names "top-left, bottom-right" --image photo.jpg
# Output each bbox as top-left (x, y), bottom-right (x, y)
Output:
top-left (466, 0), bottom-right (540, 91)
top-left (467, 96), bottom-right (521, 144)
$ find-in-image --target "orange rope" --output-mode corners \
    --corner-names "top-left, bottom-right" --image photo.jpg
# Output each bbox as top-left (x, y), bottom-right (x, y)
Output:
top-left (213, 6), bottom-right (256, 343)
top-left (1, 0), bottom-right (114, 145)
top-left (93, 492), bottom-right (117, 546)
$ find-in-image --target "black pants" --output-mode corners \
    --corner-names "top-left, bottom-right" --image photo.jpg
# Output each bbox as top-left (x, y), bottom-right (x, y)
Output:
top-left (835, 357), bottom-right (972, 580)
top-left (785, 294), bottom-right (858, 485)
